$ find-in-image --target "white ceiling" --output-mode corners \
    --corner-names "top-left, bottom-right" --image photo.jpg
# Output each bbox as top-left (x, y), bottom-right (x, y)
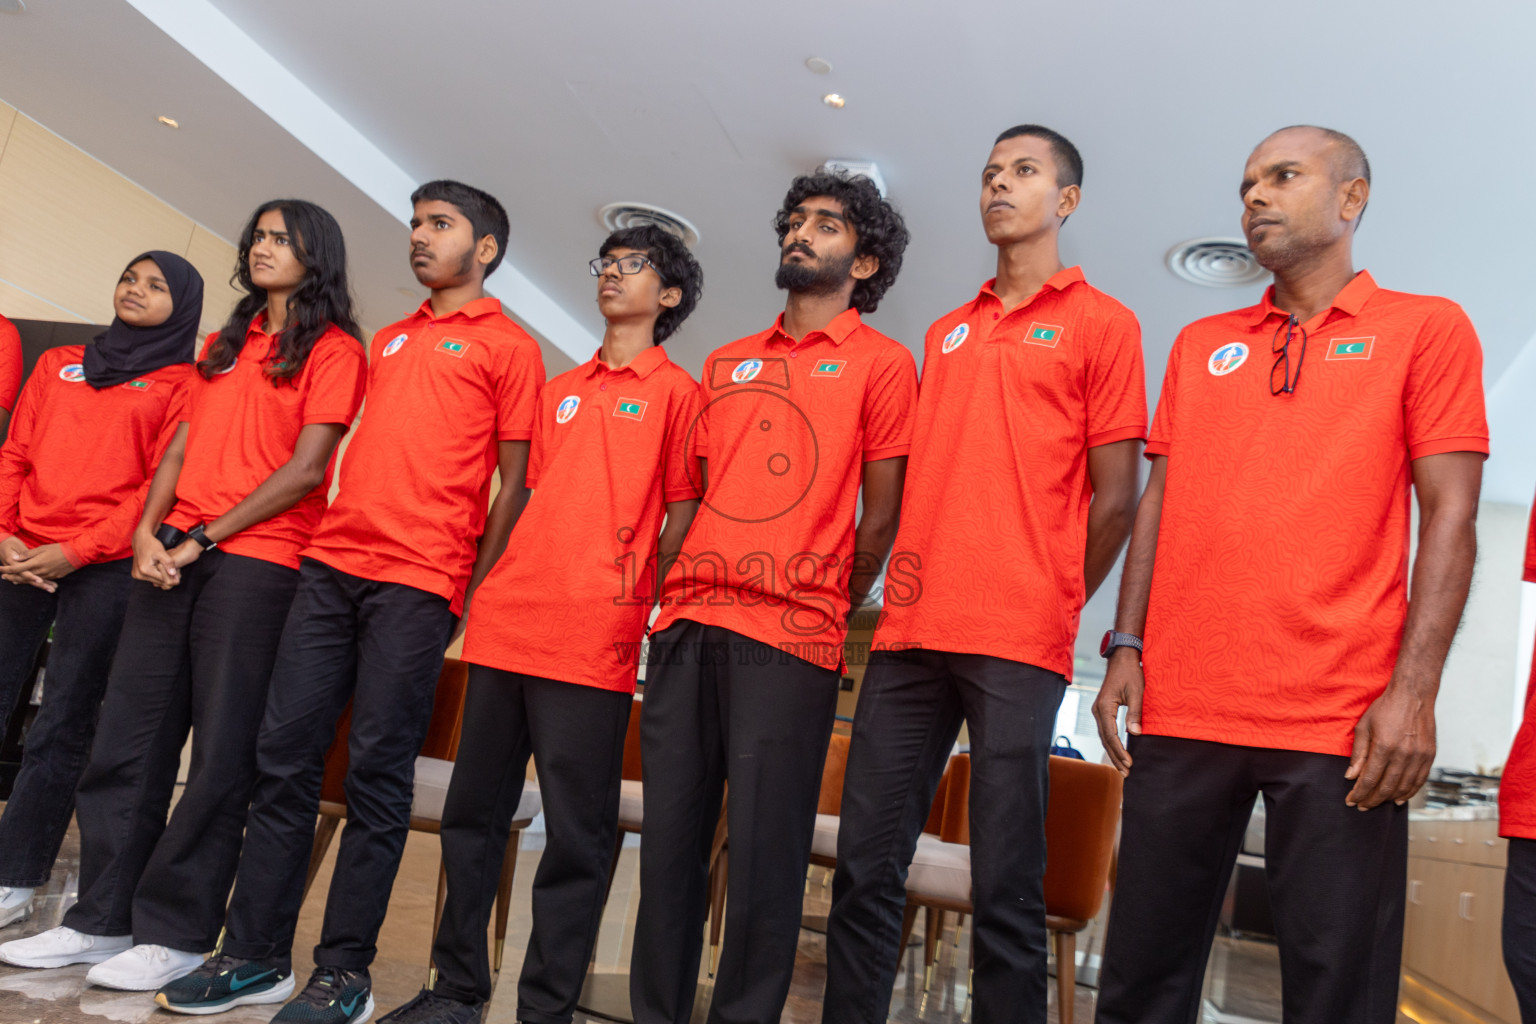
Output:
top-left (3, 0), bottom-right (1535, 405)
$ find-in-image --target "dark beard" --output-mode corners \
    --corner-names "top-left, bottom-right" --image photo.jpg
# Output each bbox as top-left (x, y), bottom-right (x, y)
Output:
top-left (775, 249), bottom-right (856, 295)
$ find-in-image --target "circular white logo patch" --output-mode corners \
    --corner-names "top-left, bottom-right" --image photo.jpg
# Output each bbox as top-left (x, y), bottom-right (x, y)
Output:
top-left (732, 358), bottom-right (763, 383)
top-left (941, 323), bottom-right (970, 354)
top-left (1208, 343), bottom-right (1249, 376)
top-left (555, 395), bottom-right (581, 424)
top-left (382, 333), bottom-right (407, 357)
top-left (59, 363), bottom-right (86, 382)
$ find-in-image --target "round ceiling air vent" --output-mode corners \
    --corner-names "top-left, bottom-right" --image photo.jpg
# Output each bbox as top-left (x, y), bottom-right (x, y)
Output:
top-left (1166, 237), bottom-right (1269, 288)
top-left (598, 203), bottom-right (701, 248)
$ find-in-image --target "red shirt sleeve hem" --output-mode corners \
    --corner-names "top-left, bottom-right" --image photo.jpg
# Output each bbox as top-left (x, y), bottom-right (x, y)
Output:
top-left (1087, 424), bottom-right (1148, 448)
top-left (863, 444), bottom-right (911, 462)
top-left (497, 430), bottom-right (534, 441)
top-left (523, 474), bottom-right (539, 489)
top-left (62, 542), bottom-right (88, 569)
top-left (1409, 436), bottom-right (1490, 460)
top-left (303, 411), bottom-right (357, 427)
top-left (1144, 439), bottom-right (1171, 458)
top-left (664, 486), bottom-right (701, 503)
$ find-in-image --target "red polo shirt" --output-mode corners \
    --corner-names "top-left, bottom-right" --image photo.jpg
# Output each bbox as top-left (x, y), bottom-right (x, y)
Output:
top-left (1499, 502), bottom-right (1536, 840)
top-left (653, 308), bottom-right (918, 670)
top-left (303, 298), bottom-right (545, 613)
top-left (0, 346), bottom-right (192, 565)
top-left (874, 268), bottom-right (1146, 678)
top-left (164, 318), bottom-right (367, 569)
top-left (0, 314), bottom-right (20, 414)
top-left (463, 345), bottom-right (700, 691)
top-left (1141, 272), bottom-right (1488, 756)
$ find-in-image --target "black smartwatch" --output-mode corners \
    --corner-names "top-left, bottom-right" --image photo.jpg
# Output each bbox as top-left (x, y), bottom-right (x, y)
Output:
top-left (1100, 629), bottom-right (1143, 659)
top-left (187, 524), bottom-right (218, 552)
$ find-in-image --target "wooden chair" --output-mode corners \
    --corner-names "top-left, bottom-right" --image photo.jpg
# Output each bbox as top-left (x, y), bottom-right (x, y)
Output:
top-left (302, 657), bottom-right (542, 975)
top-left (898, 755), bottom-right (1123, 1024)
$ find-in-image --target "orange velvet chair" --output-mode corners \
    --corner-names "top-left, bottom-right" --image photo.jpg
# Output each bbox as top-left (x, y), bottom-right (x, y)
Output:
top-left (898, 754), bottom-right (1123, 1024)
top-left (302, 658), bottom-right (541, 975)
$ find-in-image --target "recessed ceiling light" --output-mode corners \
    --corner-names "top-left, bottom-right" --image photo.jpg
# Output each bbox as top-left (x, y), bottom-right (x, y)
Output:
top-left (598, 202), bottom-right (701, 248)
top-left (822, 93), bottom-right (846, 109)
top-left (0, 0), bottom-right (26, 14)
top-left (1166, 237), bottom-right (1269, 287)
top-left (156, 115), bottom-right (181, 129)
top-left (805, 57), bottom-right (832, 74)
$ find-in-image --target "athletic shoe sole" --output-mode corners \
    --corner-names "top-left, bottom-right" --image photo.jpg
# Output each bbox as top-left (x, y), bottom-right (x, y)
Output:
top-left (0, 902), bottom-right (30, 928)
top-left (155, 973), bottom-right (297, 1015)
top-left (0, 941), bottom-right (130, 969)
top-left (87, 960), bottom-right (204, 991)
top-left (352, 993), bottom-right (376, 1024)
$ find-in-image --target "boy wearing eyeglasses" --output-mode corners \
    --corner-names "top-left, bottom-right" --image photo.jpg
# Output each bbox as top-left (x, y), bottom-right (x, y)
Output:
top-left (1092, 127), bottom-right (1486, 1024)
top-left (371, 225), bottom-right (704, 1024)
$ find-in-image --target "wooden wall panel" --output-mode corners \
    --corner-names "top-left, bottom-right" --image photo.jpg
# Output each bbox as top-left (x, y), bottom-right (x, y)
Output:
top-left (184, 224), bottom-right (241, 338)
top-left (0, 101), bottom-right (17, 166)
top-left (0, 280), bottom-right (89, 323)
top-left (0, 115), bottom-right (195, 325)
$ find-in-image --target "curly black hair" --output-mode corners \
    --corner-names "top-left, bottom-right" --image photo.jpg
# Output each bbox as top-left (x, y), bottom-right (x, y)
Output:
top-left (600, 225), bottom-right (702, 345)
top-left (773, 171), bottom-right (909, 315)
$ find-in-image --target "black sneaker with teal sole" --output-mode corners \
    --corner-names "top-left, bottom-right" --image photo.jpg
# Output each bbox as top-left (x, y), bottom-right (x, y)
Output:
top-left (273, 966), bottom-right (373, 1024)
top-left (377, 988), bottom-right (481, 1024)
top-left (155, 954), bottom-right (295, 1015)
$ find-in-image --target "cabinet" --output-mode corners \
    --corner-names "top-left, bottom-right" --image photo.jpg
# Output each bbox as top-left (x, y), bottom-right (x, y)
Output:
top-left (1403, 818), bottom-right (1520, 1024)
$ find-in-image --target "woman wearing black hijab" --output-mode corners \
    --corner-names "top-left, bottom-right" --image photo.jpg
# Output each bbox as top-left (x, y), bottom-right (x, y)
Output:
top-left (0, 251), bottom-right (201, 928)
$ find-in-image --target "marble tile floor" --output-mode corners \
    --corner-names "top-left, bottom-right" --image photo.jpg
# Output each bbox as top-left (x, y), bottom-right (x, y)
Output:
top-left (0, 816), bottom-right (1327, 1024)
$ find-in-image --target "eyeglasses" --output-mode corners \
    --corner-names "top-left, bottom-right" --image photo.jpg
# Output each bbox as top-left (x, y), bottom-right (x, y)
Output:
top-left (590, 255), bottom-right (659, 278)
top-left (1270, 315), bottom-right (1308, 395)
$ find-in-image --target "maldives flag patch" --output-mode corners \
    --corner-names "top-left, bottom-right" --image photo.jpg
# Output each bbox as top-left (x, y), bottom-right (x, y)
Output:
top-left (123, 379), bottom-right (153, 391)
top-left (436, 339), bottom-right (469, 357)
top-left (810, 360), bottom-right (846, 377)
top-left (1023, 322), bottom-right (1064, 348)
top-left (1325, 336), bottom-right (1375, 361)
top-left (614, 398), bottom-right (648, 421)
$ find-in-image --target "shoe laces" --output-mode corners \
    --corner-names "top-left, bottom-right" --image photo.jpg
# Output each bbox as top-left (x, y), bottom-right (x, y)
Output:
top-left (130, 944), bottom-right (174, 963)
top-left (296, 967), bottom-right (363, 1007)
top-left (192, 953), bottom-right (247, 978)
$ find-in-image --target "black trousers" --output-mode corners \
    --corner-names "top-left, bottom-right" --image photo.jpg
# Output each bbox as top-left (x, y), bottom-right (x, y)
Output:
top-left (64, 552), bottom-right (300, 950)
top-left (431, 667), bottom-right (631, 1022)
top-left (1095, 735), bottom-right (1408, 1024)
top-left (823, 649), bottom-right (1066, 1024)
top-left (1505, 837), bottom-right (1536, 1023)
top-left (0, 559), bottom-right (132, 888)
top-left (223, 559), bottom-right (455, 973)
top-left (630, 620), bottom-right (841, 1024)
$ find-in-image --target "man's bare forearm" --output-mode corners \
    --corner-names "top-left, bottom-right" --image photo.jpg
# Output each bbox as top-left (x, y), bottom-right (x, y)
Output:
top-left (1113, 456), bottom-right (1166, 636)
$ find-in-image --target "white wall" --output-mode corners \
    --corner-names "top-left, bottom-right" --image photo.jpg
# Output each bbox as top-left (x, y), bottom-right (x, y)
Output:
top-left (1438, 499), bottom-right (1527, 772)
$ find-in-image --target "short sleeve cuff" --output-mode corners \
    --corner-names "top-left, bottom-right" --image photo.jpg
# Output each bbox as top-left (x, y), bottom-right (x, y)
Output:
top-left (1087, 424), bottom-right (1148, 449)
top-left (302, 411), bottom-right (356, 428)
top-left (497, 429), bottom-right (534, 441)
top-left (1409, 436), bottom-right (1490, 460)
top-left (1144, 439), bottom-right (1171, 459)
top-left (863, 444), bottom-right (911, 462)
top-left (62, 542), bottom-right (88, 569)
top-left (664, 486), bottom-right (702, 503)
top-left (523, 473), bottom-right (539, 489)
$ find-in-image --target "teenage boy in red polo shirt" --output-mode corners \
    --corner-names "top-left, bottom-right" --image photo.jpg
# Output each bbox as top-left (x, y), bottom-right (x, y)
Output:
top-left (823, 125), bottom-right (1145, 1024)
top-left (372, 224), bottom-right (704, 1024)
top-left (1092, 127), bottom-right (1486, 1024)
top-left (1500, 503), bottom-right (1536, 1022)
top-left (160, 181), bottom-right (545, 1024)
top-left (631, 171), bottom-right (916, 1024)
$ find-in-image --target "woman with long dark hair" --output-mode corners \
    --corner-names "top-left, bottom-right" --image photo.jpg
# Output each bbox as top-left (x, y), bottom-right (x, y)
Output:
top-left (0, 252), bottom-right (201, 929)
top-left (0, 201), bottom-right (368, 991)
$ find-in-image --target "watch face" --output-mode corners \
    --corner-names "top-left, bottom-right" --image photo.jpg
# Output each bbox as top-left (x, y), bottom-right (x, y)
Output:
top-left (1100, 630), bottom-right (1114, 657)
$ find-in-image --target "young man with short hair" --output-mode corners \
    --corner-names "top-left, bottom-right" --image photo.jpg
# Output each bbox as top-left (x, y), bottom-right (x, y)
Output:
top-left (158, 180), bottom-right (546, 1024)
top-left (375, 224), bottom-right (704, 1024)
top-left (632, 171), bottom-right (916, 1024)
top-left (1093, 127), bottom-right (1486, 1024)
top-left (822, 125), bottom-right (1146, 1024)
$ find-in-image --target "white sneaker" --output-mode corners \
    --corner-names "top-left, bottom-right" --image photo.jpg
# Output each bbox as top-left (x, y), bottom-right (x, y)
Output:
top-left (86, 943), bottom-right (205, 991)
top-left (0, 886), bottom-right (34, 927)
top-left (0, 925), bottom-right (131, 968)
